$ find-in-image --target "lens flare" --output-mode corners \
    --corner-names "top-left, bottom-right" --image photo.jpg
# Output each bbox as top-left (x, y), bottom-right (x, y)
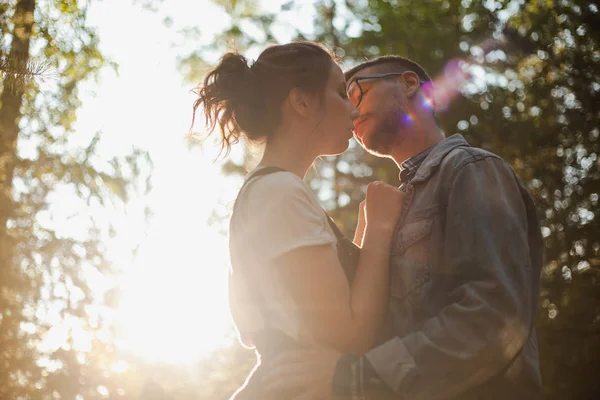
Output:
top-left (430, 27), bottom-right (528, 113)
top-left (432, 58), bottom-right (469, 113)
top-left (422, 94), bottom-right (435, 109)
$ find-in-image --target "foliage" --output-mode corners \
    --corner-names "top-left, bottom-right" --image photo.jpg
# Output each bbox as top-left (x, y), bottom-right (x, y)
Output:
top-left (0, 0), bottom-right (152, 397)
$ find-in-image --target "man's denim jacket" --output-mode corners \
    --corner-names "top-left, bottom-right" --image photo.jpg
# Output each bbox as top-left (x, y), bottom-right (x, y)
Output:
top-left (363, 135), bottom-right (544, 399)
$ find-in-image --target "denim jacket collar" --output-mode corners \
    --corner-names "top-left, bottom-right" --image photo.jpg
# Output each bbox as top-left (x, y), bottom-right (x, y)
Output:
top-left (411, 134), bottom-right (471, 184)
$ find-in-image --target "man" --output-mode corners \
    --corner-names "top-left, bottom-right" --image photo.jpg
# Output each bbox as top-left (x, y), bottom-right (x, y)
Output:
top-left (261, 56), bottom-right (544, 399)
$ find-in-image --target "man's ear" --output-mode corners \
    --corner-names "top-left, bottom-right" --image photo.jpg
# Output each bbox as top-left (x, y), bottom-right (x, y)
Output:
top-left (402, 71), bottom-right (421, 98)
top-left (287, 87), bottom-right (312, 118)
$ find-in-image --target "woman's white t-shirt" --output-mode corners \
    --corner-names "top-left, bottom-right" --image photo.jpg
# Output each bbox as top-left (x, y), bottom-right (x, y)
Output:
top-left (228, 168), bottom-right (337, 345)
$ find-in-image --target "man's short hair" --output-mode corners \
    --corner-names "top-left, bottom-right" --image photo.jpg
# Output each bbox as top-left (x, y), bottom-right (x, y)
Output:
top-left (344, 55), bottom-right (433, 83)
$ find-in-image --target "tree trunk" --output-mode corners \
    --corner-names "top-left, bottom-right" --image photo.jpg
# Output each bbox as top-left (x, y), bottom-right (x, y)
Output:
top-left (0, 0), bottom-right (35, 394)
top-left (0, 0), bottom-right (35, 229)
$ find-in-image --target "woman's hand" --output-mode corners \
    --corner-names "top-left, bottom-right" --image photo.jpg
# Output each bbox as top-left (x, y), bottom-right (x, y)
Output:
top-left (364, 181), bottom-right (405, 235)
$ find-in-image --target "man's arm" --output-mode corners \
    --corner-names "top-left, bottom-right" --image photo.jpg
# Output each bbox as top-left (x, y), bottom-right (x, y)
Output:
top-left (336, 156), bottom-right (537, 400)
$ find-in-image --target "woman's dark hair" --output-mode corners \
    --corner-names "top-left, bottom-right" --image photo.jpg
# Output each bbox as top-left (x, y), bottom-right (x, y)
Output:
top-left (191, 41), bottom-right (335, 157)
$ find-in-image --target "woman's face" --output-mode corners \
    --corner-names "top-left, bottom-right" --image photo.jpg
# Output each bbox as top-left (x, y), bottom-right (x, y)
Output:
top-left (312, 63), bottom-right (358, 155)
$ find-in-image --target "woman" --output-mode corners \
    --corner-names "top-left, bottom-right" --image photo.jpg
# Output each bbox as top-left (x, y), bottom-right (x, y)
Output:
top-left (192, 41), bottom-right (404, 398)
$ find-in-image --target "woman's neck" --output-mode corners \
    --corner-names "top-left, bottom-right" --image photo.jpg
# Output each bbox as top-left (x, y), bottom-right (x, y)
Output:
top-left (258, 133), bottom-right (317, 179)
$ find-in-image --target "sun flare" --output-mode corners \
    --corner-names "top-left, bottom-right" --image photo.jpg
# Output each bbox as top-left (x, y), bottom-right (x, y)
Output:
top-left (115, 221), bottom-right (234, 363)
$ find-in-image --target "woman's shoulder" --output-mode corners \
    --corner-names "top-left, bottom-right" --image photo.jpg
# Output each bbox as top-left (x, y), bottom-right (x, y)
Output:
top-left (233, 168), bottom-right (322, 225)
top-left (230, 167), bottom-right (331, 253)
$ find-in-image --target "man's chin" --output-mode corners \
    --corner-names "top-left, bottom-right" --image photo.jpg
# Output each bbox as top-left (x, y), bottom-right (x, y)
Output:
top-left (354, 129), bottom-right (372, 149)
top-left (355, 131), bottom-right (391, 157)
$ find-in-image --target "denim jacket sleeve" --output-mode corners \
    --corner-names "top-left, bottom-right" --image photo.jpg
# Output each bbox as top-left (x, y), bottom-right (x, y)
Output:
top-left (360, 156), bottom-right (536, 399)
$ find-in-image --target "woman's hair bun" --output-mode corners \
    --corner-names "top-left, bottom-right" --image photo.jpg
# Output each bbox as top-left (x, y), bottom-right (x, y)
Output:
top-left (191, 42), bottom-right (334, 158)
top-left (192, 52), bottom-right (267, 156)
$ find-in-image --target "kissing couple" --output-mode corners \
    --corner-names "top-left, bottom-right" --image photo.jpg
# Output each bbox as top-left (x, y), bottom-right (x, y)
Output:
top-left (192, 41), bottom-right (543, 400)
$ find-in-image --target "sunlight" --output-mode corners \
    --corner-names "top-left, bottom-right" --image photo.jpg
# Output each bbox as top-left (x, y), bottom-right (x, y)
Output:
top-left (101, 126), bottom-right (238, 363)
top-left (55, 0), bottom-right (309, 366)
top-left (115, 224), bottom-right (233, 363)
top-left (65, 0), bottom-right (243, 364)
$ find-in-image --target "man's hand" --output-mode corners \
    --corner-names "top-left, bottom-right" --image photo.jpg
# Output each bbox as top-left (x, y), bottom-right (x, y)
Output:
top-left (261, 345), bottom-right (342, 400)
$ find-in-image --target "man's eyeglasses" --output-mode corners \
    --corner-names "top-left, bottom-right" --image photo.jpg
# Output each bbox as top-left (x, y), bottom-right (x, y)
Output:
top-left (346, 72), bottom-right (428, 107)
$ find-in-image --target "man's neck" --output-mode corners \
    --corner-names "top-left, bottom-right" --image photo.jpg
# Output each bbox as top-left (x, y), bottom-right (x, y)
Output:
top-left (389, 126), bottom-right (444, 169)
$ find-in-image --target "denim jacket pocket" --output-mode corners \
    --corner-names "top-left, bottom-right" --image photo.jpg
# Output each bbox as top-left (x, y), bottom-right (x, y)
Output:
top-left (390, 218), bottom-right (434, 309)
top-left (392, 218), bottom-right (434, 256)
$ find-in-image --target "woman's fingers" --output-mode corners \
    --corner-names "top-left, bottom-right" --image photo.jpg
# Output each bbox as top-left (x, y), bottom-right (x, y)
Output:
top-left (365, 181), bottom-right (405, 232)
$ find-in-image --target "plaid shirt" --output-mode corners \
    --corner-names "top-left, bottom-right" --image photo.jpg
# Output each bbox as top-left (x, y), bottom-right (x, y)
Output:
top-left (399, 145), bottom-right (436, 184)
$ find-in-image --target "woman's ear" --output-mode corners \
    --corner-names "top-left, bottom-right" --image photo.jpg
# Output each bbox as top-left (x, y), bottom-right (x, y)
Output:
top-left (402, 71), bottom-right (421, 98)
top-left (287, 87), bottom-right (312, 118)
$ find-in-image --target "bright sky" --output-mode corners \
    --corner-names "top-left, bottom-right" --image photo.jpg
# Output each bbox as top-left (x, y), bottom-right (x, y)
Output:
top-left (73, 0), bottom-right (244, 363)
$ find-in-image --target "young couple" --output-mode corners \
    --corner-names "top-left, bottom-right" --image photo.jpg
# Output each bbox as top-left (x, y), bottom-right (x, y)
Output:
top-left (193, 41), bottom-right (544, 399)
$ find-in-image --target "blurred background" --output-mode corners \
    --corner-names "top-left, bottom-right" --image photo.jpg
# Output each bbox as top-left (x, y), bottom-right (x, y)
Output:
top-left (0, 0), bottom-right (598, 398)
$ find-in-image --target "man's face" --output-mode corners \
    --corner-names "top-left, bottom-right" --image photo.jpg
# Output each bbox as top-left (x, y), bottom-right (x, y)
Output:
top-left (346, 66), bottom-right (411, 157)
